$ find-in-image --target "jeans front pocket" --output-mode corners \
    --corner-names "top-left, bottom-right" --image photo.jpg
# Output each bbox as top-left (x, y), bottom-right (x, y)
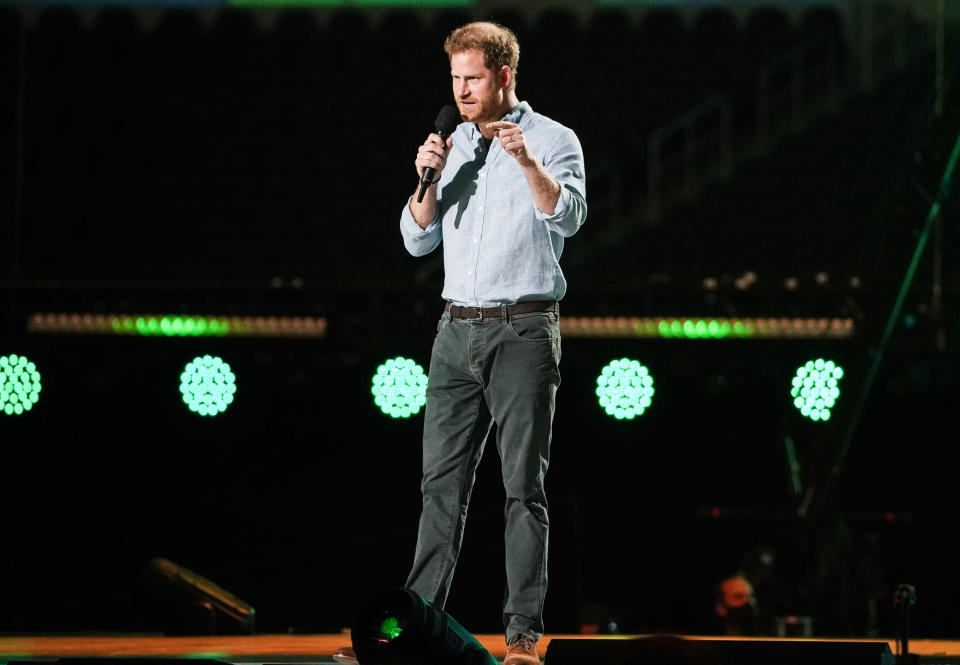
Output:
top-left (507, 312), bottom-right (560, 343)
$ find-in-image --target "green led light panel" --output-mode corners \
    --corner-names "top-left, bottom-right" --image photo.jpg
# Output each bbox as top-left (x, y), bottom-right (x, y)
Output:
top-left (596, 358), bottom-right (655, 420)
top-left (180, 355), bottom-right (237, 416)
top-left (0, 354), bottom-right (42, 416)
top-left (791, 358), bottom-right (843, 421)
top-left (27, 313), bottom-right (327, 339)
top-left (129, 315), bottom-right (229, 337)
top-left (560, 316), bottom-right (855, 339)
top-left (372, 356), bottom-right (427, 419)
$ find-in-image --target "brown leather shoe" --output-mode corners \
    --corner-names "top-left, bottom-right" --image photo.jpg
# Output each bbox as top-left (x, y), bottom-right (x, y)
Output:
top-left (331, 645), bottom-right (358, 665)
top-left (504, 635), bottom-right (541, 665)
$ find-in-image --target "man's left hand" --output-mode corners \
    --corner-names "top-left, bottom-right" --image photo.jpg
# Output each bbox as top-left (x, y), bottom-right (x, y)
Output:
top-left (488, 121), bottom-right (535, 168)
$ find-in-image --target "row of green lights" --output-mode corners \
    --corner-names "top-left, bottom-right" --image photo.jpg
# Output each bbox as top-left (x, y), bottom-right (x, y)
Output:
top-left (114, 316), bottom-right (231, 337)
top-left (653, 319), bottom-right (751, 339)
top-left (3, 352), bottom-right (845, 424)
top-left (560, 317), bottom-right (854, 339)
top-left (653, 319), bottom-right (844, 339)
top-left (369, 355), bottom-right (843, 423)
top-left (2, 353), bottom-right (236, 418)
top-left (30, 313), bottom-right (846, 341)
top-left (654, 318), bottom-right (843, 339)
top-left (29, 313), bottom-right (326, 339)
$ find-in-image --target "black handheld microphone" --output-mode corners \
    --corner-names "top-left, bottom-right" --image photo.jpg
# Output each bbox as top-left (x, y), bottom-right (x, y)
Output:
top-left (417, 104), bottom-right (460, 203)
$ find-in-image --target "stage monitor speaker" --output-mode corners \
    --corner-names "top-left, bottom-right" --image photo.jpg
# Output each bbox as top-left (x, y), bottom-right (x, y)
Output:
top-left (141, 557), bottom-right (255, 636)
top-left (544, 636), bottom-right (895, 665)
top-left (351, 587), bottom-right (496, 665)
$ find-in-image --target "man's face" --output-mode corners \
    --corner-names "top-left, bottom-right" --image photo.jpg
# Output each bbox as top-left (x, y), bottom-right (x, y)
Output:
top-left (450, 49), bottom-right (504, 123)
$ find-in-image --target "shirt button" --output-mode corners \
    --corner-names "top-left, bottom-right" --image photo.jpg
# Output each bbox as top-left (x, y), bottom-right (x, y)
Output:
top-left (467, 270), bottom-right (473, 275)
top-left (480, 173), bottom-right (486, 178)
top-left (473, 237), bottom-right (479, 243)
top-left (479, 206), bottom-right (483, 212)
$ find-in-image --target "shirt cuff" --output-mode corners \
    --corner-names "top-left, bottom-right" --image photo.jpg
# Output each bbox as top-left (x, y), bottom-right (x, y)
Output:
top-left (401, 197), bottom-right (440, 234)
top-left (535, 186), bottom-right (568, 221)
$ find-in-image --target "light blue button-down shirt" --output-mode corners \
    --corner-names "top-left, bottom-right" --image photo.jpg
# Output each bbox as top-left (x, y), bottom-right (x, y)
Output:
top-left (400, 101), bottom-right (587, 307)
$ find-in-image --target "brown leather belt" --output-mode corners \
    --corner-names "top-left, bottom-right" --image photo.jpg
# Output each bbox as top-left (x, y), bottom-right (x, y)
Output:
top-left (445, 301), bottom-right (557, 320)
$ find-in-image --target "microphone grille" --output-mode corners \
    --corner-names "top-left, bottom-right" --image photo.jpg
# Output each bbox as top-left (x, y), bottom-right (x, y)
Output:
top-left (435, 104), bottom-right (461, 136)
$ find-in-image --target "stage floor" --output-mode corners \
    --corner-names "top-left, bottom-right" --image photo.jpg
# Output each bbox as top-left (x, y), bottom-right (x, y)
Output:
top-left (1, 634), bottom-right (960, 664)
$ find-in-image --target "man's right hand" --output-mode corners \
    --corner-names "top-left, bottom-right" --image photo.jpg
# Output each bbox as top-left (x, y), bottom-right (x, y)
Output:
top-left (415, 133), bottom-right (453, 184)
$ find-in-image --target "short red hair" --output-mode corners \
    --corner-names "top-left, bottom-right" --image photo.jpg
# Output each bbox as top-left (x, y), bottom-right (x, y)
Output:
top-left (444, 21), bottom-right (520, 91)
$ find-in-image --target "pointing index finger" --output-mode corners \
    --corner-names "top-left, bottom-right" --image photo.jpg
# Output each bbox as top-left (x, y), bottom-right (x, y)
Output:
top-left (486, 121), bottom-right (517, 130)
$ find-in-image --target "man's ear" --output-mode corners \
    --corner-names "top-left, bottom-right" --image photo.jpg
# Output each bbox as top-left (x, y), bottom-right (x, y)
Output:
top-left (500, 66), bottom-right (512, 90)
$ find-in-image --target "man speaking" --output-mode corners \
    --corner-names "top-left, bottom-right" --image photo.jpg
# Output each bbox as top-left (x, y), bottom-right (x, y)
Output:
top-left (399, 20), bottom-right (587, 665)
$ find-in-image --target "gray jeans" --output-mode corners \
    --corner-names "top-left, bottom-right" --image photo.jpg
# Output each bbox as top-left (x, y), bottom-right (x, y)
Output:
top-left (405, 305), bottom-right (561, 642)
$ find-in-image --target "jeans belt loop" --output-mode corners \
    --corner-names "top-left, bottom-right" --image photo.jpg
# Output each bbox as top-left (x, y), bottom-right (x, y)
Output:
top-left (501, 304), bottom-right (508, 320)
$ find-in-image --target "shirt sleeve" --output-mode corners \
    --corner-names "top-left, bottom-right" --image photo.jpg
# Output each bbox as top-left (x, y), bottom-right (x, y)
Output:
top-left (400, 196), bottom-right (442, 257)
top-left (536, 127), bottom-right (587, 238)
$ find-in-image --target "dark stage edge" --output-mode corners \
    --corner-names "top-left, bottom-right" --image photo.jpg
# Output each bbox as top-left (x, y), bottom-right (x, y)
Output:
top-left (1, 634), bottom-right (959, 665)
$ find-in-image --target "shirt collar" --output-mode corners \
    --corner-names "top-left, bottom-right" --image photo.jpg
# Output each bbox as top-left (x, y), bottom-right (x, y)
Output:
top-left (503, 101), bottom-right (531, 124)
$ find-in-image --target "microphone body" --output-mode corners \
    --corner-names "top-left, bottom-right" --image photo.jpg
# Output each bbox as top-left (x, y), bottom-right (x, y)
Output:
top-left (417, 105), bottom-right (460, 203)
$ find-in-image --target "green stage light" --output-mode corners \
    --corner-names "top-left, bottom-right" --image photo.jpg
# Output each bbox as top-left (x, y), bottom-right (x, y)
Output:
top-left (136, 315), bottom-right (230, 337)
top-left (791, 358), bottom-right (843, 421)
top-left (180, 355), bottom-right (237, 416)
top-left (372, 356), bottom-right (428, 419)
top-left (596, 358), bottom-right (655, 420)
top-left (0, 354), bottom-right (42, 416)
top-left (380, 616), bottom-right (404, 641)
